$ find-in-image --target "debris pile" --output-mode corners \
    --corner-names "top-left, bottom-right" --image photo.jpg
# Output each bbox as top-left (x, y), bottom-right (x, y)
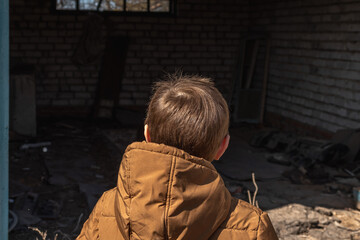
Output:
top-left (251, 129), bottom-right (360, 186)
top-left (268, 203), bottom-right (360, 240)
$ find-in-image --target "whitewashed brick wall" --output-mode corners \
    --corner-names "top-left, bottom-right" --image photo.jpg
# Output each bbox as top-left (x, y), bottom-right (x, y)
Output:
top-left (250, 0), bottom-right (360, 132)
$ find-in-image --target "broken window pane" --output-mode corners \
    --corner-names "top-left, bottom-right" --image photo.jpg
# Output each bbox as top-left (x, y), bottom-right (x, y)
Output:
top-left (55, 0), bottom-right (171, 13)
top-left (150, 0), bottom-right (169, 12)
top-left (56, 0), bottom-right (76, 10)
top-left (126, 0), bottom-right (147, 12)
top-left (99, 0), bottom-right (124, 11)
top-left (79, 0), bottom-right (100, 10)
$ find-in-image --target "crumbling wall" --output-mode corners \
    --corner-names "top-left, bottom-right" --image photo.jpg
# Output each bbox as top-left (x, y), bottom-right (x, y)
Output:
top-left (10, 0), bottom-right (248, 113)
top-left (249, 0), bottom-right (360, 132)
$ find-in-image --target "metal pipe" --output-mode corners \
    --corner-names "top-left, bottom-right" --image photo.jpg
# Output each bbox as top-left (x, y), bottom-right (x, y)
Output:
top-left (0, 0), bottom-right (9, 239)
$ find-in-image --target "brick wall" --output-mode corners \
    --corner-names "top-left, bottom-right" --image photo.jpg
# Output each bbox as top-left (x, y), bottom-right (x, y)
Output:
top-left (13, 0), bottom-right (359, 133)
top-left (249, 0), bottom-right (360, 133)
top-left (10, 0), bottom-right (249, 112)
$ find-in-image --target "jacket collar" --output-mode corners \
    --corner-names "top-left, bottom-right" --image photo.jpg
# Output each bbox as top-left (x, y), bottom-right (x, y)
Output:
top-left (115, 141), bottom-right (232, 239)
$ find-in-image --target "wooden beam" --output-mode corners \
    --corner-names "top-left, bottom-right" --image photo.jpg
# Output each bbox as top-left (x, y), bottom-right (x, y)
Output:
top-left (260, 40), bottom-right (271, 125)
top-left (0, 0), bottom-right (9, 239)
top-left (245, 40), bottom-right (260, 89)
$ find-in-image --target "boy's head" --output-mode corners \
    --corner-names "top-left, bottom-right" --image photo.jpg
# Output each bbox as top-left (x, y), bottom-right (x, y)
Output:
top-left (145, 74), bottom-right (229, 161)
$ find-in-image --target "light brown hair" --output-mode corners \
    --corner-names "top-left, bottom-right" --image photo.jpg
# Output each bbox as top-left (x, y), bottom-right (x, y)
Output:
top-left (145, 74), bottom-right (229, 161)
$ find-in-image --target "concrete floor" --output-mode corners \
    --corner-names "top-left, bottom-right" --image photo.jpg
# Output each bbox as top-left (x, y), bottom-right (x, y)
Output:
top-left (214, 128), bottom-right (354, 210)
top-left (8, 121), bottom-right (358, 239)
top-left (214, 128), bottom-right (360, 239)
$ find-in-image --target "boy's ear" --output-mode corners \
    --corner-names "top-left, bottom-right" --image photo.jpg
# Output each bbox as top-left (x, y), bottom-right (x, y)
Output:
top-left (144, 124), bottom-right (151, 142)
top-left (214, 134), bottom-right (230, 161)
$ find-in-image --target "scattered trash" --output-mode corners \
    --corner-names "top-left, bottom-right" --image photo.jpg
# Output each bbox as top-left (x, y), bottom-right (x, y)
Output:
top-left (251, 129), bottom-right (357, 185)
top-left (252, 131), bottom-right (350, 166)
top-left (20, 141), bottom-right (51, 150)
top-left (9, 120), bottom-right (129, 239)
top-left (8, 210), bottom-right (18, 232)
top-left (12, 120), bottom-right (358, 239)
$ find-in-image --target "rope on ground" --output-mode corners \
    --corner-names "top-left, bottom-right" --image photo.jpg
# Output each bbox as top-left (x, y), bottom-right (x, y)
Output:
top-left (247, 172), bottom-right (260, 208)
top-left (252, 172), bottom-right (259, 208)
top-left (29, 227), bottom-right (47, 240)
top-left (247, 190), bottom-right (252, 205)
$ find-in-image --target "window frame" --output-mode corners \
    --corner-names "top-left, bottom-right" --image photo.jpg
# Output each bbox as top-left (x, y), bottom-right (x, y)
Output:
top-left (52, 0), bottom-right (177, 16)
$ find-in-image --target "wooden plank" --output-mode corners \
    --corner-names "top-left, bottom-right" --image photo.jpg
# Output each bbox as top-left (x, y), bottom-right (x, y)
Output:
top-left (259, 40), bottom-right (271, 125)
top-left (228, 39), bottom-right (246, 106)
top-left (245, 40), bottom-right (260, 89)
top-left (93, 36), bottom-right (129, 118)
top-left (232, 37), bottom-right (269, 124)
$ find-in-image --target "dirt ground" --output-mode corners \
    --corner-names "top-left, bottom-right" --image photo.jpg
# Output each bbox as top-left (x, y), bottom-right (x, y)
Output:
top-left (8, 119), bottom-right (360, 239)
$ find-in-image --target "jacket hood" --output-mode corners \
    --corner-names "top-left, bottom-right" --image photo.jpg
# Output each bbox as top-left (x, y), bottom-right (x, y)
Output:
top-left (114, 141), bottom-right (232, 240)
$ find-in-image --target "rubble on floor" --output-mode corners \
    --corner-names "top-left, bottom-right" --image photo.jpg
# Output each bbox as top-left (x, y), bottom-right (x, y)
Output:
top-left (8, 119), bottom-right (135, 240)
top-left (268, 203), bottom-right (360, 240)
top-left (250, 129), bottom-right (360, 186)
top-left (8, 122), bottom-right (360, 239)
top-left (217, 127), bottom-right (360, 239)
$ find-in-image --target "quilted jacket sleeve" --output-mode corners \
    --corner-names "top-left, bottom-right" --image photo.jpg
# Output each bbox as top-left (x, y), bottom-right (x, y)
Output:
top-left (210, 198), bottom-right (278, 240)
top-left (76, 194), bottom-right (103, 240)
top-left (76, 188), bottom-right (124, 240)
top-left (257, 212), bottom-right (278, 240)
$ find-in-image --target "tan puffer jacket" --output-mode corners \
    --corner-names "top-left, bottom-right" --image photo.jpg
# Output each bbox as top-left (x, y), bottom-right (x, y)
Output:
top-left (77, 142), bottom-right (278, 240)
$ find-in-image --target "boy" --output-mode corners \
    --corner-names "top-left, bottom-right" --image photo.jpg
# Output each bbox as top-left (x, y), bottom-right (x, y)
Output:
top-left (77, 74), bottom-right (278, 239)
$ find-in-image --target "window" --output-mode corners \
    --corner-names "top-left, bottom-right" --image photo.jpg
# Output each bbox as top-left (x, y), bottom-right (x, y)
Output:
top-left (55, 0), bottom-right (174, 13)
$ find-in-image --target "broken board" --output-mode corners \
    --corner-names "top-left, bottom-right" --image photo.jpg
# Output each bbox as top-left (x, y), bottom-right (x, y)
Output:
top-left (10, 74), bottom-right (37, 136)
